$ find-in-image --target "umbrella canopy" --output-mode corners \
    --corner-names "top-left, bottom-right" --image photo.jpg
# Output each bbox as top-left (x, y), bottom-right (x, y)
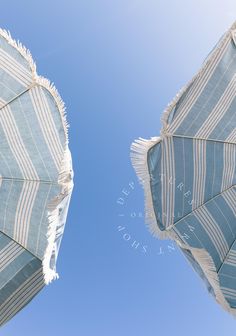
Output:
top-left (131, 20), bottom-right (236, 315)
top-left (0, 29), bottom-right (73, 325)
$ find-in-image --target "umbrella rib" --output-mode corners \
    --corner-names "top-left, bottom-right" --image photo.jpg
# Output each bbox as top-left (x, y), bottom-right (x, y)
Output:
top-left (166, 183), bottom-right (236, 230)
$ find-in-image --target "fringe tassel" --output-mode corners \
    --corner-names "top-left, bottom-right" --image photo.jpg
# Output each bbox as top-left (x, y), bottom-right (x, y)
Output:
top-left (42, 147), bottom-right (73, 285)
top-left (0, 29), bottom-right (73, 285)
top-left (0, 29), bottom-right (37, 79)
top-left (36, 76), bottom-right (69, 146)
top-left (179, 242), bottom-right (236, 317)
top-left (130, 137), bottom-right (171, 240)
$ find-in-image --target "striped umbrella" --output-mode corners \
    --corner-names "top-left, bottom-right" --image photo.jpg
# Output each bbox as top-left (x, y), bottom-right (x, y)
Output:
top-left (0, 30), bottom-right (73, 326)
top-left (131, 21), bottom-right (236, 315)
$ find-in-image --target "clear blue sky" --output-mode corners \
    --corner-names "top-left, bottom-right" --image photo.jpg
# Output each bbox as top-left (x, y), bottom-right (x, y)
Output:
top-left (1, 1), bottom-right (236, 335)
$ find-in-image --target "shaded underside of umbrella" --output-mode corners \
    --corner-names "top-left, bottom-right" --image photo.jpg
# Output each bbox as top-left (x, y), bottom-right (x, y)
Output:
top-left (131, 21), bottom-right (236, 315)
top-left (0, 29), bottom-right (73, 326)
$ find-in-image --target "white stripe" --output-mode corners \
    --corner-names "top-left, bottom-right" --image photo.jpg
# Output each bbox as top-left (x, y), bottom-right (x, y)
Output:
top-left (226, 128), bottom-right (236, 142)
top-left (0, 53), bottom-right (31, 87)
top-left (225, 259), bottom-right (236, 266)
top-left (227, 253), bottom-right (236, 260)
top-left (0, 48), bottom-right (31, 79)
top-left (161, 137), bottom-right (175, 228)
top-left (225, 251), bottom-right (236, 265)
top-left (164, 137), bottom-right (171, 225)
top-left (0, 48), bottom-right (32, 84)
top-left (0, 242), bottom-right (22, 272)
top-left (195, 75), bottom-right (236, 138)
top-left (222, 287), bottom-right (236, 298)
top-left (196, 210), bottom-right (226, 259)
top-left (221, 144), bottom-right (235, 191)
top-left (222, 188), bottom-right (236, 217)
top-left (192, 140), bottom-right (206, 210)
top-left (200, 207), bottom-right (229, 256)
top-left (14, 181), bottom-right (40, 247)
top-left (14, 182), bottom-right (35, 243)
top-left (228, 250), bottom-right (236, 256)
top-left (195, 206), bottom-right (228, 261)
top-left (161, 138), bottom-right (166, 226)
top-left (169, 137), bottom-right (175, 226)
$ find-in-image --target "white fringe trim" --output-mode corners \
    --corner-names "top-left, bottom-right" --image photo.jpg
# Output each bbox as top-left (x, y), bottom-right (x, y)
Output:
top-left (179, 242), bottom-right (236, 317)
top-left (0, 29), bottom-right (37, 79)
top-left (36, 76), bottom-right (69, 146)
top-left (130, 136), bottom-right (172, 240)
top-left (0, 29), bottom-right (73, 285)
top-left (43, 156), bottom-right (73, 285)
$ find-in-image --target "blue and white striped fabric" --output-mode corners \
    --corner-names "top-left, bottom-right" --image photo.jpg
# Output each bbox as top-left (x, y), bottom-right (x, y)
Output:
top-left (0, 29), bottom-right (73, 326)
top-left (131, 21), bottom-right (236, 315)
